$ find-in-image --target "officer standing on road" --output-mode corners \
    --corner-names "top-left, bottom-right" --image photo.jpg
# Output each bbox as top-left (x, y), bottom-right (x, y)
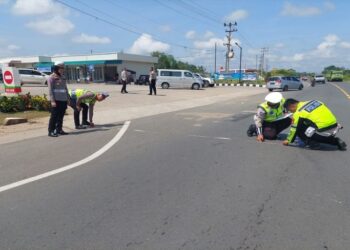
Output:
top-left (48, 61), bottom-right (69, 137)
top-left (120, 67), bottom-right (129, 94)
top-left (283, 98), bottom-right (347, 150)
top-left (69, 89), bottom-right (109, 129)
top-left (148, 66), bottom-right (157, 95)
top-left (247, 92), bottom-right (292, 141)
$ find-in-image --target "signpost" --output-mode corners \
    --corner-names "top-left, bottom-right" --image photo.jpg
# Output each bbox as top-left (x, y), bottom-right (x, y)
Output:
top-left (2, 67), bottom-right (21, 95)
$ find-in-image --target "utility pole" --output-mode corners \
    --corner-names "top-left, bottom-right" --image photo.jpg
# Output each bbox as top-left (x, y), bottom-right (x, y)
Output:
top-left (214, 42), bottom-right (217, 73)
top-left (223, 22), bottom-right (237, 73)
top-left (259, 47), bottom-right (269, 77)
top-left (235, 42), bottom-right (242, 83)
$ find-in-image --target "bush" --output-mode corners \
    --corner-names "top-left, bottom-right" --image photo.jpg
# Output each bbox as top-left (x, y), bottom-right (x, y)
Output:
top-left (0, 93), bottom-right (50, 113)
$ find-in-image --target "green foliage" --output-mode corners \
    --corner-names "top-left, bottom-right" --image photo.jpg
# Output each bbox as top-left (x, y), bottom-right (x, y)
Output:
top-left (151, 51), bottom-right (206, 74)
top-left (270, 68), bottom-right (297, 77)
top-left (0, 93), bottom-right (50, 113)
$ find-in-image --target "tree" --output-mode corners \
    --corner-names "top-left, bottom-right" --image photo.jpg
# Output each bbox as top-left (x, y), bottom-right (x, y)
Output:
top-left (151, 51), bottom-right (206, 74)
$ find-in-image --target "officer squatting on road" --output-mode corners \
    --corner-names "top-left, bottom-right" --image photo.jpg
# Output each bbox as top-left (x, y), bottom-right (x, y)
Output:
top-left (69, 89), bottom-right (109, 129)
top-left (247, 92), bottom-right (292, 142)
top-left (283, 98), bottom-right (347, 151)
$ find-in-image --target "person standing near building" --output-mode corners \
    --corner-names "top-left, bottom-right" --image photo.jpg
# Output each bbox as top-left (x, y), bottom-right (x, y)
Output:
top-left (120, 67), bottom-right (128, 94)
top-left (48, 61), bottom-right (69, 137)
top-left (69, 89), bottom-right (109, 129)
top-left (149, 66), bottom-right (157, 95)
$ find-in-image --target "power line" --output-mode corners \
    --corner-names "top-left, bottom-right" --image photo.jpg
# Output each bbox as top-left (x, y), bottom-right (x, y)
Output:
top-left (55, 0), bottom-right (211, 52)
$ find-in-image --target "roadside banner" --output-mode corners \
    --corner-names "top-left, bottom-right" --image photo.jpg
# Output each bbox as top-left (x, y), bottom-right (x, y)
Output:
top-left (2, 67), bottom-right (21, 94)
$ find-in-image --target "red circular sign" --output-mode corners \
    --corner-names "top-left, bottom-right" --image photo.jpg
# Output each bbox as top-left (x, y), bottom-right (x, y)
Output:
top-left (4, 71), bottom-right (14, 84)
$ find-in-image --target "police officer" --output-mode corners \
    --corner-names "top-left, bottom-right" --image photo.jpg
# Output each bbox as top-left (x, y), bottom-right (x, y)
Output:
top-left (247, 92), bottom-right (292, 142)
top-left (69, 89), bottom-right (109, 129)
top-left (48, 61), bottom-right (69, 137)
top-left (283, 98), bottom-right (346, 150)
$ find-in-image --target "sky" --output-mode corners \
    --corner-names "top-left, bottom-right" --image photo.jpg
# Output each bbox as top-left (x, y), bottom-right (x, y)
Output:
top-left (0, 0), bottom-right (349, 73)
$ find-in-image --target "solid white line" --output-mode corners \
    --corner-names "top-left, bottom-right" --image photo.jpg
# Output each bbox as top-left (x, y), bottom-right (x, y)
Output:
top-left (0, 121), bottom-right (131, 194)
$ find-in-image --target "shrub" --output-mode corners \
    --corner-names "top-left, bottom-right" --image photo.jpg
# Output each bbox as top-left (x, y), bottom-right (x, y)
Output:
top-left (0, 93), bottom-right (50, 113)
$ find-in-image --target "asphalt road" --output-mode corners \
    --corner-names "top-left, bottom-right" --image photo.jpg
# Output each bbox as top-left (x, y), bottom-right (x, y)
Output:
top-left (0, 83), bottom-right (349, 250)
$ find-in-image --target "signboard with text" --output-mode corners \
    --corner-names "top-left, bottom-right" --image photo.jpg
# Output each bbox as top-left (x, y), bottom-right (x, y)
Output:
top-left (2, 67), bottom-right (22, 94)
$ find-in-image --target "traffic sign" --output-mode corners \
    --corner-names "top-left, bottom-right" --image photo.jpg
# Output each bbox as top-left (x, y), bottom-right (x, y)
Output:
top-left (4, 70), bottom-right (14, 84)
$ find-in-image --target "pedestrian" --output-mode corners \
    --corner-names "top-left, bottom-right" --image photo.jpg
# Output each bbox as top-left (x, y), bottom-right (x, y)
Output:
top-left (115, 72), bottom-right (119, 84)
top-left (247, 92), bottom-right (292, 141)
top-left (120, 67), bottom-right (128, 94)
top-left (149, 66), bottom-right (157, 95)
top-left (283, 98), bottom-right (346, 150)
top-left (48, 61), bottom-right (69, 137)
top-left (69, 89), bottom-right (109, 129)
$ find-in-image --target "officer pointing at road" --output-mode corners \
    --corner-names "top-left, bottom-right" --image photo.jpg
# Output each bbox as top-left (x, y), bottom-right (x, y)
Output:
top-left (69, 89), bottom-right (109, 129)
top-left (247, 92), bottom-right (292, 142)
top-left (283, 98), bottom-right (347, 150)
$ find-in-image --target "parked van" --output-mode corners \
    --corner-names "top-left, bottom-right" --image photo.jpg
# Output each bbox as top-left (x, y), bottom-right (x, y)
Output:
top-left (18, 68), bottom-right (49, 85)
top-left (157, 69), bottom-right (202, 90)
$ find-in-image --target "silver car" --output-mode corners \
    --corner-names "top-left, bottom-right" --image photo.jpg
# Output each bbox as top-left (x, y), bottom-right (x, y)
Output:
top-left (266, 76), bottom-right (303, 92)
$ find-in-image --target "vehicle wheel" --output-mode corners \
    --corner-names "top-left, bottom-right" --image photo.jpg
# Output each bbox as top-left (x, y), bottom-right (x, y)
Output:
top-left (298, 84), bottom-right (303, 90)
top-left (283, 85), bottom-right (288, 91)
top-left (268, 89), bottom-right (273, 92)
top-left (161, 82), bottom-right (169, 89)
top-left (192, 83), bottom-right (200, 90)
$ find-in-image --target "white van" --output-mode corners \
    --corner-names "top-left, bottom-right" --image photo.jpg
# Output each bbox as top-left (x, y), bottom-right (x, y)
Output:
top-left (18, 68), bottom-right (49, 85)
top-left (157, 69), bottom-right (202, 90)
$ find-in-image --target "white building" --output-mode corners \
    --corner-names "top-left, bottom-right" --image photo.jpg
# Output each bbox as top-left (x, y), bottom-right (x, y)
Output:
top-left (0, 52), bottom-right (158, 83)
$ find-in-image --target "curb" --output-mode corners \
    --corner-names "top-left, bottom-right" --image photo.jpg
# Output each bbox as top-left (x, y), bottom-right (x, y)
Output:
top-left (215, 83), bottom-right (266, 88)
top-left (3, 117), bottom-right (28, 126)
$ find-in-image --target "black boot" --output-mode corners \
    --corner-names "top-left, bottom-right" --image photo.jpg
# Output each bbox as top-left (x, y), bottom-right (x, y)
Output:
top-left (336, 138), bottom-right (347, 151)
top-left (247, 124), bottom-right (257, 137)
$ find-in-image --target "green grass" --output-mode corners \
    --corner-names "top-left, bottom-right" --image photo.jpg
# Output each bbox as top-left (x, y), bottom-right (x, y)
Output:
top-left (0, 110), bottom-right (49, 125)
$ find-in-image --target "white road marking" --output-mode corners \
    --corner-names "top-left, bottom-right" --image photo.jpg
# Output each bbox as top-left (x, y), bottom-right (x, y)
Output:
top-left (0, 121), bottom-right (131, 194)
top-left (189, 134), bottom-right (232, 141)
top-left (134, 129), bottom-right (145, 133)
top-left (193, 124), bottom-right (202, 127)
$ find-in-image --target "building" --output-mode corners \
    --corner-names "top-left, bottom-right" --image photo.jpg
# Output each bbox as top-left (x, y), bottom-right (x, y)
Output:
top-left (0, 52), bottom-right (158, 83)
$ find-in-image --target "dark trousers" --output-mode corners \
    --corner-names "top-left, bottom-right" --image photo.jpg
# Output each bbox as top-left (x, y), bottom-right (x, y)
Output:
top-left (149, 79), bottom-right (156, 95)
top-left (121, 80), bottom-right (127, 93)
top-left (296, 123), bottom-right (338, 146)
top-left (70, 99), bottom-right (89, 127)
top-left (48, 101), bottom-right (67, 133)
top-left (263, 117), bottom-right (292, 139)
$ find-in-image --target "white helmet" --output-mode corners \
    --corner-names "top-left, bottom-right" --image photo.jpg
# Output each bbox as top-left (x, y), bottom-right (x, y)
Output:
top-left (54, 61), bottom-right (64, 66)
top-left (265, 92), bottom-right (283, 104)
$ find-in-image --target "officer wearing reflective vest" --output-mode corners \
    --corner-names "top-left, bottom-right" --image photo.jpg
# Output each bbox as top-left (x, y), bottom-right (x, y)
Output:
top-left (69, 89), bottom-right (109, 129)
top-left (247, 92), bottom-right (292, 142)
top-left (283, 98), bottom-right (346, 150)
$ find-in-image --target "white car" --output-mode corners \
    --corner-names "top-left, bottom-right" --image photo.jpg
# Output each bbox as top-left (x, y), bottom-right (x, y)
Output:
top-left (157, 69), bottom-right (202, 90)
top-left (18, 68), bottom-right (50, 85)
top-left (314, 74), bottom-right (326, 84)
top-left (193, 73), bottom-right (215, 87)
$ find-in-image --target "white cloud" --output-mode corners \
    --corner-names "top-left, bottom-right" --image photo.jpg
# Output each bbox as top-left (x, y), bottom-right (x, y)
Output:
top-left (128, 34), bottom-right (170, 55)
top-left (315, 34), bottom-right (339, 55)
top-left (203, 31), bottom-right (215, 39)
top-left (340, 42), bottom-right (350, 49)
top-left (159, 25), bottom-right (171, 33)
top-left (324, 1), bottom-right (336, 11)
top-left (193, 37), bottom-right (225, 50)
top-left (72, 33), bottom-right (111, 44)
top-left (185, 30), bottom-right (196, 40)
top-left (281, 2), bottom-right (321, 17)
top-left (7, 44), bottom-right (20, 50)
top-left (27, 16), bottom-right (74, 35)
top-left (224, 10), bottom-right (248, 22)
top-left (12, 0), bottom-right (67, 16)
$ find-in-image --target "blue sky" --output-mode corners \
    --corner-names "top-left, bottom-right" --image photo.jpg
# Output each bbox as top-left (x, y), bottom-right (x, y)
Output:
top-left (0, 0), bottom-right (349, 72)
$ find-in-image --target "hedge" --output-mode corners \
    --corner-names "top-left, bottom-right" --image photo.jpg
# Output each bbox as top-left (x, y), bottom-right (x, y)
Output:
top-left (0, 93), bottom-right (50, 113)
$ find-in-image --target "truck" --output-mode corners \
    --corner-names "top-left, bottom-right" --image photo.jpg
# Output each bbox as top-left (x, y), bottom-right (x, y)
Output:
top-left (326, 70), bottom-right (344, 82)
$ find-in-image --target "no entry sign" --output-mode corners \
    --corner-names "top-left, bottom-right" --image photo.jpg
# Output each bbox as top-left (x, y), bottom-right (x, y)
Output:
top-left (1, 67), bottom-right (21, 94)
top-left (4, 70), bottom-right (14, 84)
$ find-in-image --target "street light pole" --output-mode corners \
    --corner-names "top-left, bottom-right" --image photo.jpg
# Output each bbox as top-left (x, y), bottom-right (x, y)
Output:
top-left (235, 42), bottom-right (242, 83)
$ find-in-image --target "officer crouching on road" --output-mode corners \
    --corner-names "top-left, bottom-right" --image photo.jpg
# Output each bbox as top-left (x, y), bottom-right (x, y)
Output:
top-left (247, 92), bottom-right (292, 142)
top-left (282, 98), bottom-right (347, 150)
top-left (69, 89), bottom-right (109, 129)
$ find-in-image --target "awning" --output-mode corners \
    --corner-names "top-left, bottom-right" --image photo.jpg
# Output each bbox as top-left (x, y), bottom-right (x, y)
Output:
top-left (64, 60), bottom-right (122, 66)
